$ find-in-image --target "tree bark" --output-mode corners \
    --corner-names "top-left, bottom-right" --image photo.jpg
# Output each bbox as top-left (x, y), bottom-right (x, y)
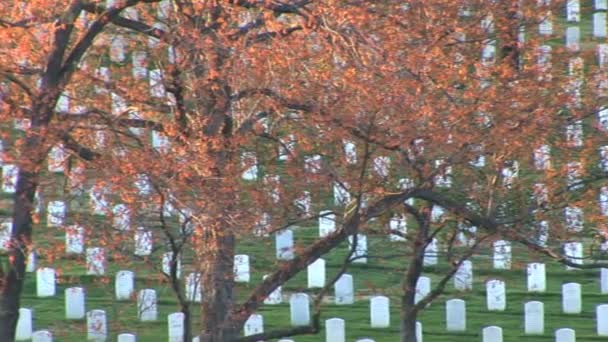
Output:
top-left (0, 167), bottom-right (39, 342)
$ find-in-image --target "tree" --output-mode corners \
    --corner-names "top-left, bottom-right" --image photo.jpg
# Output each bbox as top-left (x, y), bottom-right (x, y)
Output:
top-left (2, 1), bottom-right (608, 342)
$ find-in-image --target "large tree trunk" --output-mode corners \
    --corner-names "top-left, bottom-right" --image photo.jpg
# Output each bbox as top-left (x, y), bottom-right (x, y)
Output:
top-left (0, 167), bottom-right (39, 342)
top-left (199, 231), bottom-right (237, 342)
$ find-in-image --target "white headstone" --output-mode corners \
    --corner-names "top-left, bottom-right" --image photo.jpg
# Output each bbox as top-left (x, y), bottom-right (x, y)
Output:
top-left (482, 326), bottom-right (502, 342)
top-left (348, 234), bottom-right (367, 263)
top-left (333, 182), bottom-right (350, 205)
top-left (564, 206), bottom-right (583, 232)
top-left (65, 287), bottom-right (85, 319)
top-left (598, 304), bottom-right (608, 336)
top-left (134, 228), bottom-right (153, 256)
top-left (47, 201), bottom-right (65, 228)
top-left (389, 215), bottom-right (407, 241)
top-left (528, 263), bottom-right (546, 292)
top-left (486, 279), bottom-right (506, 311)
top-left (539, 12), bottom-right (553, 36)
top-left (334, 274), bottom-right (354, 305)
top-left (110, 35), bottom-right (126, 62)
top-left (65, 225), bottom-right (84, 254)
top-left (241, 152), bottom-right (258, 180)
top-left (0, 221), bottom-right (11, 251)
top-left (26, 250), bottom-right (36, 273)
top-left (168, 312), bottom-right (185, 342)
top-left (149, 68), bottom-right (166, 97)
top-left (90, 185), bottom-right (109, 215)
top-left (325, 318), bottom-right (345, 342)
top-left (562, 283), bottom-right (582, 314)
top-left (566, 0), bottom-right (580, 22)
top-left (564, 242), bottom-right (583, 270)
top-left (595, 13), bottom-right (607, 38)
top-left (36, 267), bottom-right (55, 297)
top-left (31, 330), bottom-right (53, 342)
top-left (132, 51), bottom-right (147, 79)
top-left (290, 293), bottom-right (310, 326)
top-left (308, 258), bottom-right (325, 288)
top-left (446, 299), bottom-right (466, 332)
top-left (234, 254), bottom-right (250, 283)
top-left (534, 145), bottom-right (551, 170)
top-left (373, 156), bottom-right (390, 178)
top-left (370, 296), bottom-right (390, 328)
top-left (344, 140), bottom-right (357, 164)
top-left (275, 229), bottom-right (294, 260)
top-left (185, 273), bottom-right (202, 303)
top-left (244, 314), bottom-right (263, 336)
top-left (138, 289), bottom-right (158, 321)
top-left (263, 275), bottom-right (282, 305)
top-left (525, 301), bottom-right (544, 334)
top-left (423, 239), bottom-right (439, 266)
top-left (493, 240), bottom-right (511, 270)
top-left (304, 154), bottom-right (322, 173)
top-left (48, 145), bottom-right (66, 173)
top-left (87, 310), bottom-right (107, 341)
top-left (454, 260), bottom-right (473, 291)
top-left (319, 211), bottom-right (336, 237)
top-left (2, 164), bottom-right (18, 193)
top-left (115, 270), bottom-right (135, 301)
top-left (86, 247), bottom-right (105, 275)
top-left (117, 333), bottom-right (137, 342)
top-left (416, 321), bottom-right (423, 342)
top-left (415, 276), bottom-right (431, 304)
top-left (556, 328), bottom-right (575, 342)
top-left (15, 308), bottom-right (32, 340)
top-left (602, 268), bottom-right (608, 294)
top-left (162, 252), bottom-right (182, 278)
top-left (598, 0), bottom-right (608, 10)
top-left (112, 204), bottom-right (130, 231)
top-left (566, 27), bottom-right (580, 51)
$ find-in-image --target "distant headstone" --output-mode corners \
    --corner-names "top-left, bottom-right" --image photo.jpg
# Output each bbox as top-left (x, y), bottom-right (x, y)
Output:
top-left (37, 267), bottom-right (55, 297)
top-left (486, 279), bottom-right (506, 311)
top-left (241, 152), bottom-right (258, 180)
top-left (370, 296), bottom-right (390, 328)
top-left (87, 310), bottom-right (107, 341)
top-left (168, 312), bottom-right (185, 342)
top-left (117, 333), bottom-right (137, 342)
top-left (65, 225), bottom-right (84, 254)
top-left (454, 260), bottom-right (473, 291)
top-left (597, 304), bottom-right (608, 336)
top-left (334, 274), bottom-right (354, 305)
top-left (15, 308), bottom-right (33, 340)
top-left (234, 254), bottom-right (250, 283)
top-left (564, 242), bottom-right (583, 270)
top-left (415, 276), bottom-right (431, 304)
top-left (319, 211), bottom-right (336, 237)
top-left (373, 156), bottom-right (390, 178)
top-left (86, 247), bottom-right (105, 275)
top-left (0, 221), bottom-right (11, 251)
top-left (89, 185), bottom-right (109, 215)
top-left (65, 287), bottom-right (85, 319)
top-left (566, 0), bottom-right (580, 22)
top-left (601, 268), bottom-right (608, 294)
top-left (162, 252), bottom-right (182, 279)
top-left (598, 0), bottom-right (608, 10)
top-left (31, 330), bottom-right (53, 342)
top-left (389, 215), bottom-right (407, 241)
top-left (26, 250), bottom-right (36, 273)
top-left (308, 258), bottom-right (325, 288)
top-left (344, 140), bottom-right (357, 164)
top-left (244, 313), bottom-right (263, 336)
top-left (138, 289), bottom-right (158, 321)
top-left (482, 326), bottom-right (502, 342)
top-left (423, 239), bottom-right (439, 266)
top-left (2, 164), bottom-right (18, 193)
top-left (47, 201), bottom-right (65, 228)
top-left (562, 283), bottom-right (582, 314)
top-left (524, 301), bottom-right (544, 334)
top-left (348, 234), bottom-right (368, 263)
top-left (446, 299), bottom-right (466, 332)
top-left (275, 229), bottom-right (294, 260)
top-left (48, 145), bottom-right (66, 173)
top-left (290, 293), bottom-right (310, 326)
top-left (112, 204), bottom-right (130, 231)
top-left (595, 13), bottom-right (607, 38)
top-left (134, 228), bottom-right (153, 256)
top-left (493, 240), bottom-right (511, 270)
top-left (538, 12), bottom-right (553, 36)
top-left (116, 270), bottom-right (135, 300)
top-left (564, 206), bottom-right (583, 232)
top-left (566, 27), bottom-right (580, 51)
top-left (263, 275), bottom-right (282, 305)
top-left (333, 182), bottom-right (351, 205)
top-left (556, 328), bottom-right (575, 342)
top-left (325, 318), bottom-right (345, 342)
top-left (185, 273), bottom-right (202, 303)
top-left (528, 263), bottom-right (546, 292)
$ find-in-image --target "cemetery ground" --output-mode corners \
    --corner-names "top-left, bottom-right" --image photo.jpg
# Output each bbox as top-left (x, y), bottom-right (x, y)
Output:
top-left (7, 183), bottom-right (608, 342)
